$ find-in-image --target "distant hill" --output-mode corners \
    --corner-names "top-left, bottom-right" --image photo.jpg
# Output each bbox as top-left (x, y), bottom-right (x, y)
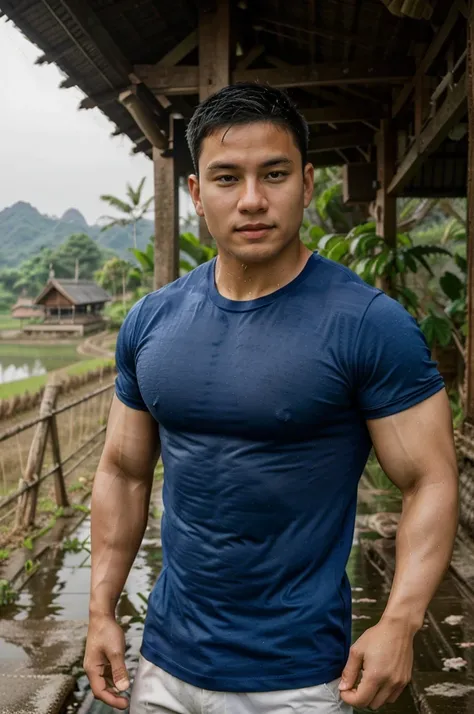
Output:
top-left (0, 201), bottom-right (154, 267)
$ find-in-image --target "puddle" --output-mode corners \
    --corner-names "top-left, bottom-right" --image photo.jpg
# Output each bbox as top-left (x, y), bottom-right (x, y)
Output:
top-left (1, 483), bottom-right (463, 714)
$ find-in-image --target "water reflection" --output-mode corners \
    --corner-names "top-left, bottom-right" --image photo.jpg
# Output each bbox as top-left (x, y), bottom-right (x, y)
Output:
top-left (0, 358), bottom-right (46, 384)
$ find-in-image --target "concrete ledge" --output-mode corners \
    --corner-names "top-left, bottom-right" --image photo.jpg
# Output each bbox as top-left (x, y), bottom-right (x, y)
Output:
top-left (0, 672), bottom-right (75, 714)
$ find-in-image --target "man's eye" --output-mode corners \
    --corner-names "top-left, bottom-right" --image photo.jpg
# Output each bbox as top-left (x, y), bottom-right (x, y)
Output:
top-left (267, 171), bottom-right (287, 180)
top-left (216, 175), bottom-right (237, 184)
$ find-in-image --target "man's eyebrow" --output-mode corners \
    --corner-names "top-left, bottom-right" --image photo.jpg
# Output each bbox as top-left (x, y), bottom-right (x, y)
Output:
top-left (206, 157), bottom-right (294, 172)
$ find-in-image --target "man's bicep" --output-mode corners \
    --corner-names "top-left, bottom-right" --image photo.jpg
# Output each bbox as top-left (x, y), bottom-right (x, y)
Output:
top-left (366, 390), bottom-right (458, 494)
top-left (100, 395), bottom-right (161, 482)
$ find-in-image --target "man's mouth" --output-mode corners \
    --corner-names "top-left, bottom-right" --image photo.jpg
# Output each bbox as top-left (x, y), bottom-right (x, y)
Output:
top-left (236, 223), bottom-right (275, 239)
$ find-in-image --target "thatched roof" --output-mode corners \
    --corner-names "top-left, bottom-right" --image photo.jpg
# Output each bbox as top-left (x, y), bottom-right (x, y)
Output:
top-left (35, 279), bottom-right (111, 306)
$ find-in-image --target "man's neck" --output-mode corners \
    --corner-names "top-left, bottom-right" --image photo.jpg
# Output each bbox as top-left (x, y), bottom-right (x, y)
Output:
top-left (214, 240), bottom-right (313, 302)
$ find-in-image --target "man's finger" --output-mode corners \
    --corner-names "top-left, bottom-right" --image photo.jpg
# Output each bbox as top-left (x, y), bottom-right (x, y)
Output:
top-left (87, 663), bottom-right (129, 710)
top-left (105, 650), bottom-right (130, 691)
top-left (387, 684), bottom-right (407, 703)
top-left (340, 674), bottom-right (382, 709)
top-left (339, 645), bottom-right (364, 691)
top-left (368, 683), bottom-right (397, 710)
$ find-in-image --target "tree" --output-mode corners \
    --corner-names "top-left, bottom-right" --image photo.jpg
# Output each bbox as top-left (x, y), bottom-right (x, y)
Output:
top-left (52, 233), bottom-right (105, 280)
top-left (100, 177), bottom-right (153, 249)
top-left (95, 257), bottom-right (139, 296)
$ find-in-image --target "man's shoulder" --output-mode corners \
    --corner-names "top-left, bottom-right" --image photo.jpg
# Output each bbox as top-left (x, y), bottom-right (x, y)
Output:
top-left (314, 255), bottom-right (382, 313)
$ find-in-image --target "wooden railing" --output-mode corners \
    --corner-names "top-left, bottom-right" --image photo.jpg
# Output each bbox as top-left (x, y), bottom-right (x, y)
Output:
top-left (0, 382), bottom-right (114, 534)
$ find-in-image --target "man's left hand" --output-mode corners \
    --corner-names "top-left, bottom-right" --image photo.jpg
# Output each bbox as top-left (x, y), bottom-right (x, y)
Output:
top-left (338, 618), bottom-right (415, 710)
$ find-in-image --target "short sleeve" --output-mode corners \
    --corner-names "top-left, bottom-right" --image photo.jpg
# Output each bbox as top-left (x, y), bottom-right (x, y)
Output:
top-left (355, 293), bottom-right (445, 419)
top-left (115, 297), bottom-right (149, 412)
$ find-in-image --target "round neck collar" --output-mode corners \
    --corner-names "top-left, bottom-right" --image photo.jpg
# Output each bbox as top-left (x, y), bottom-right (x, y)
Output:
top-left (208, 252), bottom-right (320, 312)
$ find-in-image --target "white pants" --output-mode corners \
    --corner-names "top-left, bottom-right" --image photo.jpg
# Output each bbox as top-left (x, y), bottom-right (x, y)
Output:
top-left (130, 655), bottom-right (353, 714)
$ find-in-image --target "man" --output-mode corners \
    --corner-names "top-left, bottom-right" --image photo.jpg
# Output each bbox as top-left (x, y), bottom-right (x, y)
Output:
top-left (84, 84), bottom-right (459, 713)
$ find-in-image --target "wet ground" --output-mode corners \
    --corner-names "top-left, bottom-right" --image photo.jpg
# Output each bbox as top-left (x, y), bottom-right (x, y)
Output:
top-left (1, 482), bottom-right (473, 713)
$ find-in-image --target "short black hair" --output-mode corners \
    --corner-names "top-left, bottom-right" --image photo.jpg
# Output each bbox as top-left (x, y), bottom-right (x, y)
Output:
top-left (186, 83), bottom-right (309, 174)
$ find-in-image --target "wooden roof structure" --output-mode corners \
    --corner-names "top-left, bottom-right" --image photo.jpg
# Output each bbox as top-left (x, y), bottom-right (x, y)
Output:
top-left (2, 0), bottom-right (474, 418)
top-left (35, 279), bottom-right (111, 306)
top-left (0, 1), bottom-right (468, 196)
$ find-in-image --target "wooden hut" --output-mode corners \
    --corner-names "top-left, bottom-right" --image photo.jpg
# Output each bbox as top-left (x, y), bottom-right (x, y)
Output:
top-left (10, 296), bottom-right (44, 322)
top-left (23, 278), bottom-right (111, 336)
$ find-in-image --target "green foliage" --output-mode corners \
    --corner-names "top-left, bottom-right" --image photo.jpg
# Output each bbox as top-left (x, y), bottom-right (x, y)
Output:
top-left (0, 549), bottom-right (10, 562)
top-left (307, 222), bottom-right (451, 314)
top-left (24, 559), bottom-right (39, 575)
top-left (449, 390), bottom-right (464, 429)
top-left (0, 579), bottom-right (17, 607)
top-left (0, 233), bottom-right (109, 302)
top-left (71, 504), bottom-right (90, 514)
top-left (364, 453), bottom-right (398, 492)
top-left (104, 299), bottom-right (136, 329)
top-left (95, 256), bottom-right (139, 296)
top-left (0, 201), bottom-right (153, 269)
top-left (419, 310), bottom-right (453, 347)
top-left (23, 536), bottom-right (34, 551)
top-left (62, 536), bottom-right (90, 554)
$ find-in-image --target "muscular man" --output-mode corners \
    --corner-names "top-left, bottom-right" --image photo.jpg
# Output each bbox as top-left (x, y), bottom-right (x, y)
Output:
top-left (84, 84), bottom-right (459, 713)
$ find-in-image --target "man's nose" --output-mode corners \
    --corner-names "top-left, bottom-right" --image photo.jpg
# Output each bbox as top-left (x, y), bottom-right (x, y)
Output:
top-left (237, 180), bottom-right (268, 212)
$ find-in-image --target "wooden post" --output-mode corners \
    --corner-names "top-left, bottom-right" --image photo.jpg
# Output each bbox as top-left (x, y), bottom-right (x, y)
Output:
top-left (466, 10), bottom-right (474, 421)
top-left (153, 117), bottom-right (179, 290)
top-left (375, 119), bottom-right (397, 296)
top-left (16, 383), bottom-right (60, 529)
top-left (50, 411), bottom-right (69, 509)
top-left (198, 0), bottom-right (230, 245)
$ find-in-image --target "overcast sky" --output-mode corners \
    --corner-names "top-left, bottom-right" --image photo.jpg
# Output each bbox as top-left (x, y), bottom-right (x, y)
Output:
top-left (0, 17), bottom-right (155, 225)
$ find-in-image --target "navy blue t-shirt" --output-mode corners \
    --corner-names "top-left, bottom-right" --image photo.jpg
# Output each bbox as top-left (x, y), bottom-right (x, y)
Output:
top-left (115, 252), bottom-right (444, 692)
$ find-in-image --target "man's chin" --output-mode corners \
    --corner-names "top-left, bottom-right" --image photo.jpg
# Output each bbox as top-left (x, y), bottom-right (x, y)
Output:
top-left (229, 241), bottom-right (284, 264)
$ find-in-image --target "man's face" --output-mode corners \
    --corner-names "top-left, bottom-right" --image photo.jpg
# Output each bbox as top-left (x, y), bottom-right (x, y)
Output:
top-left (188, 122), bottom-right (314, 264)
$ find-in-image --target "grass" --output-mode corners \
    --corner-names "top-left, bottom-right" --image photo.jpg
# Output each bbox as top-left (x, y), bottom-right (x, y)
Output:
top-left (0, 356), bottom-right (114, 400)
top-left (0, 373), bottom-right (48, 399)
top-left (0, 313), bottom-right (20, 331)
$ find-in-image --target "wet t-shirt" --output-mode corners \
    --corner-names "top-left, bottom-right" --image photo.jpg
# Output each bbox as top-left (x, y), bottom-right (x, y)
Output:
top-left (115, 252), bottom-right (444, 692)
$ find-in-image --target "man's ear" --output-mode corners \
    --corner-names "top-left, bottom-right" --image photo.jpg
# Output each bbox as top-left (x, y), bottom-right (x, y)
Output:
top-left (188, 174), bottom-right (205, 217)
top-left (303, 163), bottom-right (314, 208)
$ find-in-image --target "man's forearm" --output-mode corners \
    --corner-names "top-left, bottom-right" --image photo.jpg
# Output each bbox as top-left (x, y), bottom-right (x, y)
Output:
top-left (89, 464), bottom-right (153, 617)
top-left (381, 478), bottom-right (458, 633)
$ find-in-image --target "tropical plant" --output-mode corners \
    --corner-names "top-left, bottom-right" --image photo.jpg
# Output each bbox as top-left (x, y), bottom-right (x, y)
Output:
top-left (304, 222), bottom-right (451, 314)
top-left (131, 233), bottom-right (216, 287)
top-left (100, 177), bottom-right (153, 249)
top-left (419, 219), bottom-right (467, 351)
top-left (95, 257), bottom-right (140, 296)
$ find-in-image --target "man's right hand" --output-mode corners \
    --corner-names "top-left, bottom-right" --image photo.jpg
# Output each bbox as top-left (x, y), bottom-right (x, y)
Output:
top-left (83, 614), bottom-right (130, 710)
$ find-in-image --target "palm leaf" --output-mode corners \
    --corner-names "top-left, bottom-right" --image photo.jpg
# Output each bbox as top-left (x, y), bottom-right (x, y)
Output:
top-left (100, 195), bottom-right (133, 214)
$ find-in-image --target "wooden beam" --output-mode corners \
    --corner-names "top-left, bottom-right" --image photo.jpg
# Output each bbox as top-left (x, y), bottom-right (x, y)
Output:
top-left (254, 16), bottom-right (389, 50)
top-left (153, 120), bottom-right (179, 290)
top-left (35, 39), bottom-right (72, 65)
top-left (43, 0), bottom-right (132, 81)
top-left (136, 61), bottom-right (414, 94)
top-left (119, 88), bottom-right (167, 150)
top-left (236, 44), bottom-right (265, 70)
top-left (134, 65), bottom-right (199, 95)
top-left (235, 61), bottom-right (415, 88)
top-left (79, 87), bottom-right (126, 110)
top-left (309, 151), bottom-right (347, 167)
top-left (308, 129), bottom-right (375, 152)
top-left (198, 0), bottom-right (230, 244)
top-left (393, 3), bottom-right (462, 117)
top-left (156, 31), bottom-right (198, 68)
top-left (199, 0), bottom-right (230, 99)
top-left (466, 12), bottom-right (474, 421)
top-left (388, 74), bottom-right (467, 195)
top-left (303, 105), bottom-right (386, 124)
top-left (376, 119), bottom-right (397, 295)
